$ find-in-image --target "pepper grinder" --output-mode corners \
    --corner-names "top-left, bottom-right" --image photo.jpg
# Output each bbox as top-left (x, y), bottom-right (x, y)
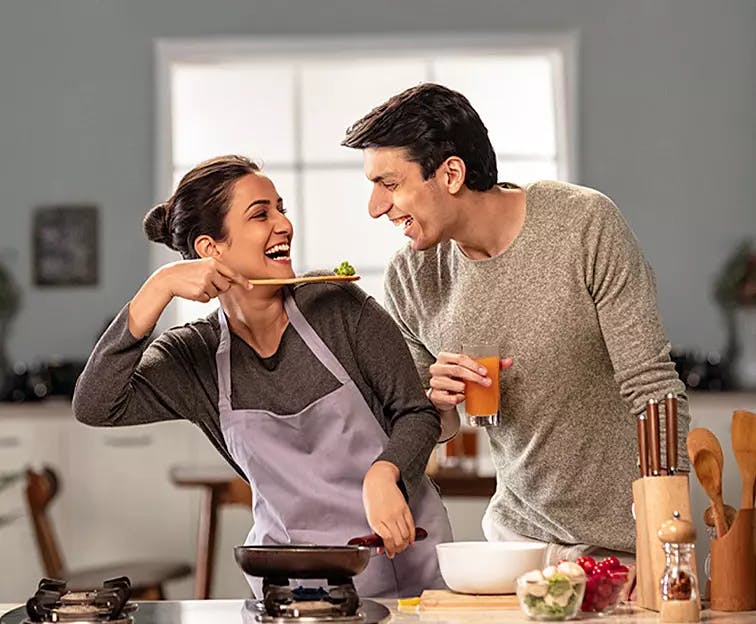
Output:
top-left (658, 512), bottom-right (700, 623)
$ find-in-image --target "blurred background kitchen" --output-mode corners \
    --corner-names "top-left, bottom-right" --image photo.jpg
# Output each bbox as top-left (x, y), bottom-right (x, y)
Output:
top-left (0, 0), bottom-right (754, 603)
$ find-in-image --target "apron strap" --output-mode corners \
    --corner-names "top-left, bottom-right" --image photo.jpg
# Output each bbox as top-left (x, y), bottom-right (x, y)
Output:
top-left (216, 289), bottom-right (351, 411)
top-left (215, 307), bottom-right (233, 412)
top-left (283, 288), bottom-right (351, 384)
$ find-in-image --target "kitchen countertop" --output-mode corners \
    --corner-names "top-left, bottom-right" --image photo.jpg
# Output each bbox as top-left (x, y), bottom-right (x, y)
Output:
top-left (2, 599), bottom-right (755, 623)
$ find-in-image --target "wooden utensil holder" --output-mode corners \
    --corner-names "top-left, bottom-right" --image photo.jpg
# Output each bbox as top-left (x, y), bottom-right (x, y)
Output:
top-left (710, 508), bottom-right (756, 611)
top-left (632, 475), bottom-right (700, 612)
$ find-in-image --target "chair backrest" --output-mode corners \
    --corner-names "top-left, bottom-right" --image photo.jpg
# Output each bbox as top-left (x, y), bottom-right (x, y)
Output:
top-left (25, 465), bottom-right (66, 579)
top-left (220, 476), bottom-right (253, 507)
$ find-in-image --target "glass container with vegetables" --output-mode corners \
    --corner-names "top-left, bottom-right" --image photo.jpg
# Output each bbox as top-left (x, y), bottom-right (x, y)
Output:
top-left (516, 562), bottom-right (586, 621)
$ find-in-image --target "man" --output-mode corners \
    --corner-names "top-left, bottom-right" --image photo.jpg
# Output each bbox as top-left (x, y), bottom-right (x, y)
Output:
top-left (342, 83), bottom-right (688, 562)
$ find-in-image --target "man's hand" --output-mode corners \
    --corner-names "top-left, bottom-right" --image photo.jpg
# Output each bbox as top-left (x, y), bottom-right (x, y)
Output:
top-left (362, 461), bottom-right (415, 558)
top-left (427, 351), bottom-right (513, 411)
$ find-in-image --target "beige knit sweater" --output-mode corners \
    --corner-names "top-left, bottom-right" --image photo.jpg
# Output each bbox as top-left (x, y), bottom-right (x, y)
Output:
top-left (384, 180), bottom-right (688, 552)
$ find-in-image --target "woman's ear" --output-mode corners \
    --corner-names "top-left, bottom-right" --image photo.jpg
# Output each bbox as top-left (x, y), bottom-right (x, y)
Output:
top-left (194, 234), bottom-right (219, 259)
top-left (441, 156), bottom-right (466, 194)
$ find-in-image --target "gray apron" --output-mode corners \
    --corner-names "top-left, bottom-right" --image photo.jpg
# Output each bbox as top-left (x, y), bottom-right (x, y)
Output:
top-left (217, 289), bottom-right (451, 598)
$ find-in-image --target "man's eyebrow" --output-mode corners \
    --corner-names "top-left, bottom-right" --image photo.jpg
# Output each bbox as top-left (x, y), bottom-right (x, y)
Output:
top-left (369, 173), bottom-right (397, 183)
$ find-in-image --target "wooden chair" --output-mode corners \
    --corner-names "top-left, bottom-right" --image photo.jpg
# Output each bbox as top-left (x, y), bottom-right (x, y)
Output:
top-left (25, 465), bottom-right (192, 600)
top-left (168, 465), bottom-right (253, 599)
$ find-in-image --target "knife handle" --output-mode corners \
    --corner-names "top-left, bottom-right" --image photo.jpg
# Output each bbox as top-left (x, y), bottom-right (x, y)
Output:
top-left (347, 527), bottom-right (428, 547)
top-left (647, 399), bottom-right (662, 476)
top-left (637, 413), bottom-right (650, 478)
top-left (665, 393), bottom-right (678, 475)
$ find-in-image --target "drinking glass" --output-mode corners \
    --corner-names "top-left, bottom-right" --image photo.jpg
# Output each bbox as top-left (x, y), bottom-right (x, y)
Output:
top-left (462, 343), bottom-right (500, 427)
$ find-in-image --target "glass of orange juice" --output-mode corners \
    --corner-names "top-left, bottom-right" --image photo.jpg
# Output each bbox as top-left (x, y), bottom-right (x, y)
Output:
top-left (462, 343), bottom-right (500, 427)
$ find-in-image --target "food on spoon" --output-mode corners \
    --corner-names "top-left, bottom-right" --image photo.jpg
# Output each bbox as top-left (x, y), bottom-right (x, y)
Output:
top-left (516, 563), bottom-right (586, 620)
top-left (333, 260), bottom-right (356, 276)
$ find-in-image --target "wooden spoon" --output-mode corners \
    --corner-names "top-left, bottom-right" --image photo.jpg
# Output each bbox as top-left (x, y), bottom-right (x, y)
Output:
top-left (687, 427), bottom-right (729, 537)
top-left (732, 409), bottom-right (756, 510)
top-left (248, 275), bottom-right (360, 286)
top-left (704, 503), bottom-right (737, 530)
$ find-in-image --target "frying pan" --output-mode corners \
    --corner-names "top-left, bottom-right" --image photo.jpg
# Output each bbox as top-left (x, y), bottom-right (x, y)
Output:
top-left (234, 528), bottom-right (427, 579)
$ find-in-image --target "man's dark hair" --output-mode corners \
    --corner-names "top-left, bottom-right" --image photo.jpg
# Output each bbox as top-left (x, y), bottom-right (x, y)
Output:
top-left (342, 83), bottom-right (497, 191)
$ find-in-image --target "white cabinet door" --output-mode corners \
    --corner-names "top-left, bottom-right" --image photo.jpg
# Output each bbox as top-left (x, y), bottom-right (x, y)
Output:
top-left (59, 420), bottom-right (197, 596)
top-left (0, 413), bottom-right (64, 601)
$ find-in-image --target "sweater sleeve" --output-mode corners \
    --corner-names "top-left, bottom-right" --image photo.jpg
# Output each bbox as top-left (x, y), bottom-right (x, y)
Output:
top-left (582, 193), bottom-right (690, 468)
top-left (383, 261), bottom-right (437, 390)
top-left (353, 295), bottom-right (441, 500)
top-left (72, 303), bottom-right (202, 427)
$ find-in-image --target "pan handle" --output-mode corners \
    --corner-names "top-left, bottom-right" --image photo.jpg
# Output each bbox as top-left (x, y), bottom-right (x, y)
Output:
top-left (347, 527), bottom-right (427, 547)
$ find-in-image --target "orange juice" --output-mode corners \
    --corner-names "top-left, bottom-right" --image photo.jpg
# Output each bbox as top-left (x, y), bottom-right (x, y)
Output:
top-left (464, 356), bottom-right (500, 416)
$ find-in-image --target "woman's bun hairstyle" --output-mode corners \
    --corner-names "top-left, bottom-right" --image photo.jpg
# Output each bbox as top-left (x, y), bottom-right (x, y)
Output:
top-left (144, 155), bottom-right (261, 259)
top-left (143, 201), bottom-right (174, 249)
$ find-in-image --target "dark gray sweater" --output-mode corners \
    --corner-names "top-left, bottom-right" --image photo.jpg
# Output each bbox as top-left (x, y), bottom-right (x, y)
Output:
top-left (72, 282), bottom-right (440, 499)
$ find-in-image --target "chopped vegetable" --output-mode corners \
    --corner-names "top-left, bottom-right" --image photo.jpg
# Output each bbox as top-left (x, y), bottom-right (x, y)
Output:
top-left (396, 597), bottom-right (420, 607)
top-left (517, 566), bottom-right (586, 620)
top-left (334, 260), bottom-right (356, 276)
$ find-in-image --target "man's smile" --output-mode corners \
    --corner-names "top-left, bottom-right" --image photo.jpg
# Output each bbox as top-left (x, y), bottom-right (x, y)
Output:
top-left (390, 215), bottom-right (415, 232)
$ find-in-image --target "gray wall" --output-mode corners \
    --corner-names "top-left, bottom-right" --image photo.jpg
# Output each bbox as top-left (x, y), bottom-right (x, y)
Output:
top-left (0, 0), bottom-right (754, 362)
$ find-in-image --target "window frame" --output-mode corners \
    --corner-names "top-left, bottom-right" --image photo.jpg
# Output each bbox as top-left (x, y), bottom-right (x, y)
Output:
top-left (153, 32), bottom-right (579, 327)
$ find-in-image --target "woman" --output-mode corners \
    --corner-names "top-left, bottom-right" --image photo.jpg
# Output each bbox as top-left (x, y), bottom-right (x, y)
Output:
top-left (72, 155), bottom-right (452, 598)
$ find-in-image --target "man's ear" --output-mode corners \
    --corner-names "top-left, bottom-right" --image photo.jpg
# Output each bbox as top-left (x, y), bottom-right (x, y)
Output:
top-left (194, 234), bottom-right (220, 259)
top-left (440, 156), bottom-right (466, 194)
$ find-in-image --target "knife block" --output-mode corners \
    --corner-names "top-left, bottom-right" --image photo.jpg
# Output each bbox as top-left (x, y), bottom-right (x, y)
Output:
top-left (632, 475), bottom-right (700, 612)
top-left (709, 508), bottom-right (756, 611)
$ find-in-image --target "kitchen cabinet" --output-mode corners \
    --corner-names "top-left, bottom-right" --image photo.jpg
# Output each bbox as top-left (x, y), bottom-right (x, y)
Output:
top-left (58, 422), bottom-right (196, 574)
top-left (0, 408), bottom-right (64, 601)
top-left (0, 400), bottom-right (250, 601)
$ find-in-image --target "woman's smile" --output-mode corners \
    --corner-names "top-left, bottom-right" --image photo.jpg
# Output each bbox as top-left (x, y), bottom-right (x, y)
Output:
top-left (263, 242), bottom-right (291, 264)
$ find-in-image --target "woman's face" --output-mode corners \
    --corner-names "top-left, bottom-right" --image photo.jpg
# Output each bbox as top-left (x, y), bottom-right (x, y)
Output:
top-left (216, 172), bottom-right (294, 279)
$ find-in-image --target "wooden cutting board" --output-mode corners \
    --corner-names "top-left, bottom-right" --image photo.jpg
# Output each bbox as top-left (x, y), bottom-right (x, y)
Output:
top-left (419, 589), bottom-right (520, 610)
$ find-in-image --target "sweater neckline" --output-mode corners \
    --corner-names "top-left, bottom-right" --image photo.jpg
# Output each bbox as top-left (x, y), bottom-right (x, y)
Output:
top-left (452, 181), bottom-right (531, 266)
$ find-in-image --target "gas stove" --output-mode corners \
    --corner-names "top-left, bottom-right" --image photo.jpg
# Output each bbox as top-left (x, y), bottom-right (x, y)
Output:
top-left (0, 577), bottom-right (391, 624)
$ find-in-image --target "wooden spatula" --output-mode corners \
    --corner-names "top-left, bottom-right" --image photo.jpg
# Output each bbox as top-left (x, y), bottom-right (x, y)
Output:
top-left (687, 427), bottom-right (729, 537)
top-left (732, 409), bottom-right (756, 510)
top-left (248, 275), bottom-right (360, 286)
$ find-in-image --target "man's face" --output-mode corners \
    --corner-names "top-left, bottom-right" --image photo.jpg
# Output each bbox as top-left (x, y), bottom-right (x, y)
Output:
top-left (362, 147), bottom-right (451, 252)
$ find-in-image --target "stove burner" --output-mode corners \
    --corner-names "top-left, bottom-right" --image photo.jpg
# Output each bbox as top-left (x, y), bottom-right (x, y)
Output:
top-left (252, 577), bottom-right (378, 622)
top-left (24, 577), bottom-right (137, 624)
top-left (245, 598), bottom-right (390, 624)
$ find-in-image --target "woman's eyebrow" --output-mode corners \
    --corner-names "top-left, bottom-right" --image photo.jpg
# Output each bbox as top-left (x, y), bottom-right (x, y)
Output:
top-left (245, 199), bottom-right (270, 212)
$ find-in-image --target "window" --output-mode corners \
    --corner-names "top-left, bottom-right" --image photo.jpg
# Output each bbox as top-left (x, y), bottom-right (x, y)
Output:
top-left (155, 35), bottom-right (576, 326)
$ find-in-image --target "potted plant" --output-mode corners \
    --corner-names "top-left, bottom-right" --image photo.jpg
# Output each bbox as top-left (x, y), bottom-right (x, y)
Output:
top-left (714, 240), bottom-right (756, 389)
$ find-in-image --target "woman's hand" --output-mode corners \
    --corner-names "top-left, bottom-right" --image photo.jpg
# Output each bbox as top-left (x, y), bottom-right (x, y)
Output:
top-left (156, 258), bottom-right (251, 302)
top-left (128, 258), bottom-right (251, 338)
top-left (427, 351), bottom-right (513, 411)
top-left (362, 461), bottom-right (415, 558)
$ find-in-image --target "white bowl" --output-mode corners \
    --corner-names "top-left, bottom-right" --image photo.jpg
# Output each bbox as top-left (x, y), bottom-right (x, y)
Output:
top-left (436, 541), bottom-right (548, 594)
